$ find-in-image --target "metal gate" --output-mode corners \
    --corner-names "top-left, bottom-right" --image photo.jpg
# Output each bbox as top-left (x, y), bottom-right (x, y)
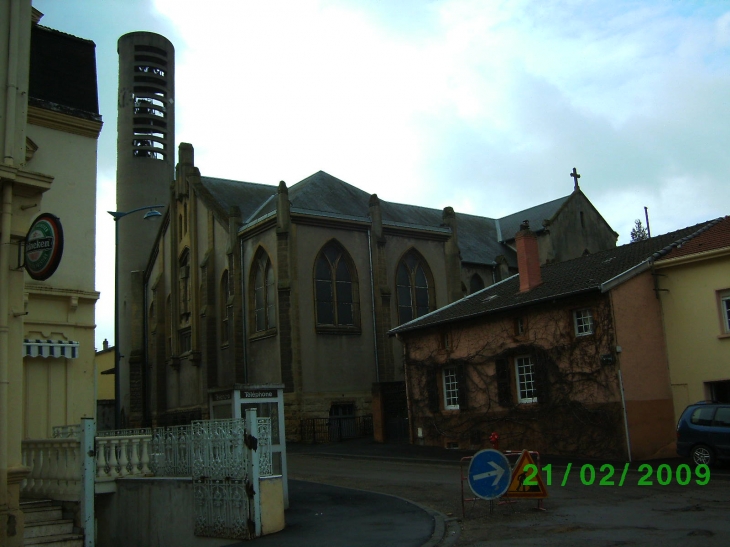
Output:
top-left (381, 382), bottom-right (409, 443)
top-left (150, 412), bottom-right (264, 540)
top-left (191, 418), bottom-right (251, 540)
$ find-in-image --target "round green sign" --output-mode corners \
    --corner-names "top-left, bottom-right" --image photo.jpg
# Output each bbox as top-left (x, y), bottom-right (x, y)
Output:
top-left (25, 213), bottom-right (64, 280)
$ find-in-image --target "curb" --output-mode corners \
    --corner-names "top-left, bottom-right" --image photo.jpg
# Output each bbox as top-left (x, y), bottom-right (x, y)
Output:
top-left (292, 451), bottom-right (730, 481)
top-left (410, 503), bottom-right (460, 547)
top-left (295, 479), bottom-right (461, 547)
top-left (292, 451), bottom-right (463, 467)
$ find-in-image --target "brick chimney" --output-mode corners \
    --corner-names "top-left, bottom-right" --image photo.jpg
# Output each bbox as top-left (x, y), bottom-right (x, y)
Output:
top-left (515, 220), bottom-right (542, 292)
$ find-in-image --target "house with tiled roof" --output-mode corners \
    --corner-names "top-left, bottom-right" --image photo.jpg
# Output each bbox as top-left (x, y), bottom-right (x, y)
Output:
top-left (653, 216), bottom-right (730, 424)
top-left (390, 218), bottom-right (723, 459)
top-left (134, 142), bottom-right (617, 444)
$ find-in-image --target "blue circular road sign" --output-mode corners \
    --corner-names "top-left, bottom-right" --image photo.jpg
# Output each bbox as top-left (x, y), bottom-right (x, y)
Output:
top-left (468, 449), bottom-right (511, 500)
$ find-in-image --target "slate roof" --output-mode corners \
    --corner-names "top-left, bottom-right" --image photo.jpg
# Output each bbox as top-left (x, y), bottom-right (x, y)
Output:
top-left (199, 170), bottom-right (598, 268)
top-left (235, 170), bottom-right (515, 265)
top-left (498, 195), bottom-right (571, 241)
top-left (656, 216), bottom-right (730, 261)
top-left (29, 24), bottom-right (100, 119)
top-left (456, 213), bottom-right (515, 266)
top-left (289, 171), bottom-right (371, 219)
top-left (199, 177), bottom-right (276, 223)
top-left (390, 218), bottom-right (724, 335)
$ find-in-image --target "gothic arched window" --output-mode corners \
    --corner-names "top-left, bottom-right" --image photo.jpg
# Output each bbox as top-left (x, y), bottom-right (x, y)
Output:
top-left (469, 273), bottom-right (485, 294)
top-left (313, 241), bottom-right (360, 331)
top-left (179, 248), bottom-right (191, 320)
top-left (250, 249), bottom-right (276, 333)
top-left (396, 249), bottom-right (435, 325)
top-left (220, 270), bottom-right (230, 345)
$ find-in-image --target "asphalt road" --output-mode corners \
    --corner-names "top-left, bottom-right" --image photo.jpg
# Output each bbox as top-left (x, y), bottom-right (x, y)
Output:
top-left (289, 452), bottom-right (730, 547)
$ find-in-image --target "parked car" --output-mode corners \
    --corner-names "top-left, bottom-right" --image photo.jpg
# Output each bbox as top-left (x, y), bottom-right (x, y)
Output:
top-left (676, 401), bottom-right (730, 466)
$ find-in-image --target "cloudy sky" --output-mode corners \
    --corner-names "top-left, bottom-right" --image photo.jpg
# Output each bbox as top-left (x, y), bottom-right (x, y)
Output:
top-left (33, 0), bottom-right (730, 349)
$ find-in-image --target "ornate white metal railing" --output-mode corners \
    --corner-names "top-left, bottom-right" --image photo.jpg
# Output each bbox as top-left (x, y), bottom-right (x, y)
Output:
top-left (23, 415), bottom-right (270, 542)
top-left (257, 417), bottom-right (273, 477)
top-left (52, 424), bottom-right (82, 439)
top-left (149, 424), bottom-right (194, 477)
top-left (25, 417), bottom-right (272, 488)
top-left (97, 427), bottom-right (151, 437)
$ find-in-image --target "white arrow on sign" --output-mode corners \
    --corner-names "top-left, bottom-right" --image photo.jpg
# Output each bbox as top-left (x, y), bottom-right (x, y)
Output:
top-left (473, 461), bottom-right (506, 486)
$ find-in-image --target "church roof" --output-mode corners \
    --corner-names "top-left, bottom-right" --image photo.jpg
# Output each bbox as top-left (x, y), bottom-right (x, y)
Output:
top-left (457, 214), bottom-right (514, 266)
top-left (199, 177), bottom-right (276, 222)
top-left (390, 218), bottom-right (722, 335)
top-left (200, 170), bottom-right (586, 268)
top-left (498, 195), bottom-right (571, 242)
top-left (289, 171), bottom-right (371, 219)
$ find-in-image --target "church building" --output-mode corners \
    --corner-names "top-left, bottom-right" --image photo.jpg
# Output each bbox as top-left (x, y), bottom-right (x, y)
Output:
top-left (126, 142), bottom-right (616, 442)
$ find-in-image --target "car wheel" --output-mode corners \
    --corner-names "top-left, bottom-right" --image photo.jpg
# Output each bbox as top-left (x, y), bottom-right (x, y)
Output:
top-left (691, 444), bottom-right (715, 466)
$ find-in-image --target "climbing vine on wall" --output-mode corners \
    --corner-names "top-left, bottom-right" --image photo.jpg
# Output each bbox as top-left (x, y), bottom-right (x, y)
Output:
top-left (404, 296), bottom-right (626, 458)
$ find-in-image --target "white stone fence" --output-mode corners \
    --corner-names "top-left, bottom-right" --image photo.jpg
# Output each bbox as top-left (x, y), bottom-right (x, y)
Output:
top-left (22, 438), bottom-right (84, 501)
top-left (21, 418), bottom-right (273, 499)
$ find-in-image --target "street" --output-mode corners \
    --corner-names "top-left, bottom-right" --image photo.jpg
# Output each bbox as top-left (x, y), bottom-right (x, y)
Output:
top-left (289, 452), bottom-right (730, 546)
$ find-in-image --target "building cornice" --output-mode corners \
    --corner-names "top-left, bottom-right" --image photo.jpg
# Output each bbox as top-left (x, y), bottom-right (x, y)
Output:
top-left (27, 104), bottom-right (103, 139)
top-left (0, 164), bottom-right (54, 198)
top-left (25, 285), bottom-right (100, 300)
top-left (382, 224), bottom-right (451, 242)
top-left (291, 212), bottom-right (370, 232)
top-left (654, 246), bottom-right (730, 269)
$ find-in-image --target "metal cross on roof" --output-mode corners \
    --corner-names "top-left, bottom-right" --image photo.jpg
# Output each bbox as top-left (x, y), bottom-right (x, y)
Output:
top-left (570, 167), bottom-right (581, 190)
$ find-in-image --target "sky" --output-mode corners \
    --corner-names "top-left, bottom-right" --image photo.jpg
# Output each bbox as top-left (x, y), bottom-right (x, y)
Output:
top-left (32, 0), bottom-right (730, 349)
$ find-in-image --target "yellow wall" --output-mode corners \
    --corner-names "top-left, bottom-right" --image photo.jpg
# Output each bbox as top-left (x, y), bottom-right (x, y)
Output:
top-left (96, 347), bottom-right (116, 401)
top-left (21, 117), bottom-right (100, 438)
top-left (655, 248), bottom-right (730, 423)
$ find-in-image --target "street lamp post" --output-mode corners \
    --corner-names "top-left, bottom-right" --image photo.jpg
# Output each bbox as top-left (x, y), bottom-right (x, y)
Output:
top-left (109, 205), bottom-right (164, 429)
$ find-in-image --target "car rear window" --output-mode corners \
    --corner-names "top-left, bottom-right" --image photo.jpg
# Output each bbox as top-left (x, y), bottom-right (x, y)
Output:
top-left (690, 407), bottom-right (715, 426)
top-left (714, 407), bottom-right (730, 427)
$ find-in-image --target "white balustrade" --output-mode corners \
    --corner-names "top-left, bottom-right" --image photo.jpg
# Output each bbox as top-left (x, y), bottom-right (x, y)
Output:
top-left (21, 439), bottom-right (83, 501)
top-left (93, 434), bottom-right (153, 480)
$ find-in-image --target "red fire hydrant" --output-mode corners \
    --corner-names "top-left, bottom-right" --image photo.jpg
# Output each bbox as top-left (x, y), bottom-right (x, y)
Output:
top-left (489, 431), bottom-right (500, 450)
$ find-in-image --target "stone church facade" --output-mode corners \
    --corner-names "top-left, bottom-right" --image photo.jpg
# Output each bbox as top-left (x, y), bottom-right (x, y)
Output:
top-left (129, 143), bottom-right (616, 440)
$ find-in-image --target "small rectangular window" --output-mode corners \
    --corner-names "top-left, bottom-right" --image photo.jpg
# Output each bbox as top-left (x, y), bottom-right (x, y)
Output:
top-left (720, 292), bottom-right (730, 334)
top-left (574, 309), bottom-right (594, 336)
top-left (515, 317), bottom-right (525, 336)
top-left (179, 328), bottom-right (192, 354)
top-left (440, 332), bottom-right (450, 350)
top-left (442, 367), bottom-right (460, 410)
top-left (515, 355), bottom-right (537, 403)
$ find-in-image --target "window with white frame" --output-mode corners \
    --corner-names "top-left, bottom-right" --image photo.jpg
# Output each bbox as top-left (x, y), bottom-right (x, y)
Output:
top-left (515, 355), bottom-right (537, 403)
top-left (574, 308), bottom-right (594, 336)
top-left (442, 367), bottom-right (460, 409)
top-left (721, 292), bottom-right (730, 334)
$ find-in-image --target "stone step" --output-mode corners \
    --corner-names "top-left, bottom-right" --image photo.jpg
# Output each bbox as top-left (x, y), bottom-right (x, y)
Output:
top-left (24, 533), bottom-right (84, 547)
top-left (24, 519), bottom-right (74, 539)
top-left (23, 505), bottom-right (63, 524)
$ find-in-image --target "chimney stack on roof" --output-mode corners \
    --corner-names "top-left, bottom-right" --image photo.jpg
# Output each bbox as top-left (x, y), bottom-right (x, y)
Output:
top-left (515, 220), bottom-right (542, 292)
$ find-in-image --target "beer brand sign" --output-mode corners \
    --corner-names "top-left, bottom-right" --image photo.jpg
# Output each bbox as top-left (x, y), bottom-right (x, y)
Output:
top-left (25, 213), bottom-right (64, 280)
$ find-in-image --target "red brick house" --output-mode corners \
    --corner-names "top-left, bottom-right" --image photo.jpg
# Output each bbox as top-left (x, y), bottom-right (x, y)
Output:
top-left (390, 218), bottom-right (724, 460)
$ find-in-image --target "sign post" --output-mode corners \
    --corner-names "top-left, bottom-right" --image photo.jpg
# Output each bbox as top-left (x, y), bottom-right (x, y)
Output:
top-left (467, 449), bottom-right (511, 500)
top-left (505, 450), bottom-right (548, 499)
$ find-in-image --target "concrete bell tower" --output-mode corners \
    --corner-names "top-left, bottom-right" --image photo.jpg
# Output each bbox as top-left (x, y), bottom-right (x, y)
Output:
top-left (116, 32), bottom-right (175, 425)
